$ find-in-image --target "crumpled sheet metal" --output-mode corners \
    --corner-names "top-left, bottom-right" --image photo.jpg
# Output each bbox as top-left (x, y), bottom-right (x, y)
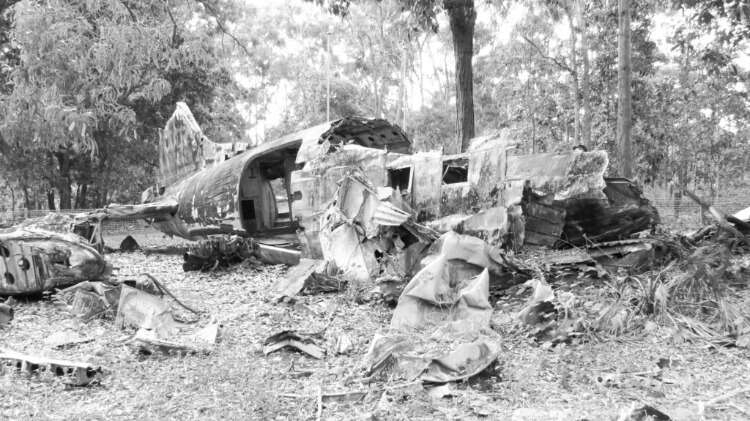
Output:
top-left (391, 265), bottom-right (492, 331)
top-left (363, 332), bottom-right (500, 384)
top-left (504, 150), bottom-right (608, 203)
top-left (421, 341), bottom-right (500, 383)
top-left (320, 220), bottom-right (378, 283)
top-left (319, 170), bottom-right (436, 283)
top-left (363, 231), bottom-right (503, 383)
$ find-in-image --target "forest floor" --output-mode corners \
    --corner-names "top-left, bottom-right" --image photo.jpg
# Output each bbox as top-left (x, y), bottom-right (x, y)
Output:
top-left (3, 230), bottom-right (750, 420)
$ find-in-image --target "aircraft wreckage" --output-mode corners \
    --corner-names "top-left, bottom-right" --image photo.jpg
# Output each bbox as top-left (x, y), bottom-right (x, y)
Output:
top-left (1, 102), bottom-right (670, 295)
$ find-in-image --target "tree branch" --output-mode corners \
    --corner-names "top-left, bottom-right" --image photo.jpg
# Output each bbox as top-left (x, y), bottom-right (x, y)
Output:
top-left (520, 34), bottom-right (576, 76)
top-left (194, 0), bottom-right (252, 58)
top-left (164, 2), bottom-right (181, 48)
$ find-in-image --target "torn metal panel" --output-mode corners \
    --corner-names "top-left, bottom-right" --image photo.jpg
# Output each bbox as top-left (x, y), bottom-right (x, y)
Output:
top-left (505, 150), bottom-right (608, 201)
top-left (319, 223), bottom-right (376, 283)
top-left (454, 206), bottom-right (509, 247)
top-left (466, 133), bottom-right (513, 208)
top-left (0, 229), bottom-right (109, 296)
top-left (410, 152), bottom-right (443, 221)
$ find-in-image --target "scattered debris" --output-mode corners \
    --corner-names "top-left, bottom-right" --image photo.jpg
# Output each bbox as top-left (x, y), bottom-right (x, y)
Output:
top-left (271, 258), bottom-right (345, 300)
top-left (142, 245), bottom-right (189, 255)
top-left (0, 348), bottom-right (103, 386)
top-left (617, 403), bottom-right (671, 421)
top-left (421, 342), bottom-right (501, 384)
top-left (321, 389), bottom-right (368, 403)
top-left (183, 236), bottom-right (256, 271)
top-left (119, 235), bottom-right (140, 252)
top-left (335, 333), bottom-right (353, 355)
top-left (0, 300), bottom-right (13, 326)
top-left (54, 281), bottom-right (121, 320)
top-left (115, 284), bottom-right (180, 336)
top-left (135, 319), bottom-right (221, 355)
top-left (44, 331), bottom-right (95, 349)
top-left (263, 330), bottom-right (326, 360)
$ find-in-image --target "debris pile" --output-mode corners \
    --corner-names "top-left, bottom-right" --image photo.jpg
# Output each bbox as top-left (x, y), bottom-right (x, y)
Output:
top-left (318, 169), bottom-right (437, 285)
top-left (361, 231), bottom-right (507, 384)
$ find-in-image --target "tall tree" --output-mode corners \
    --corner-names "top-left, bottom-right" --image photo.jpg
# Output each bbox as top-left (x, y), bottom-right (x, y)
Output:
top-left (617, 0), bottom-right (633, 178)
top-left (444, 0), bottom-right (476, 152)
top-left (316, 0), bottom-right (481, 152)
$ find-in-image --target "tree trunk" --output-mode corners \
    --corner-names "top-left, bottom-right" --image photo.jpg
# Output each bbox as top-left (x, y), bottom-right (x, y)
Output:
top-left (567, 6), bottom-right (580, 146)
top-left (75, 184), bottom-right (88, 209)
top-left (54, 152), bottom-right (72, 210)
top-left (445, 0), bottom-right (476, 153)
top-left (22, 185), bottom-right (29, 210)
top-left (617, 0), bottom-right (633, 178)
top-left (579, 3), bottom-right (592, 148)
top-left (47, 190), bottom-right (56, 210)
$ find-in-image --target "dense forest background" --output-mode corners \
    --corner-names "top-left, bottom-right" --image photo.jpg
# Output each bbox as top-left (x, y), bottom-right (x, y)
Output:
top-left (0, 0), bottom-right (748, 211)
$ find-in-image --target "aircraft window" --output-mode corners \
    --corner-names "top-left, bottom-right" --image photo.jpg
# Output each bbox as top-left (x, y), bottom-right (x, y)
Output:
top-left (442, 158), bottom-right (468, 184)
top-left (388, 167), bottom-right (411, 191)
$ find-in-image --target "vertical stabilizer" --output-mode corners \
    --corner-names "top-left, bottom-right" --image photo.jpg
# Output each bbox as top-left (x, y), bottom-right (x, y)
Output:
top-left (158, 102), bottom-right (213, 188)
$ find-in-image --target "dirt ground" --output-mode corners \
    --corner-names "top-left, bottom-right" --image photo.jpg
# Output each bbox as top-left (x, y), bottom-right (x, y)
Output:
top-left (2, 230), bottom-right (750, 420)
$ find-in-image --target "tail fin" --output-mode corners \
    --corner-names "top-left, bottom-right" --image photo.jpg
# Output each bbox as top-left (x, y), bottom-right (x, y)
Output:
top-left (157, 102), bottom-right (218, 188)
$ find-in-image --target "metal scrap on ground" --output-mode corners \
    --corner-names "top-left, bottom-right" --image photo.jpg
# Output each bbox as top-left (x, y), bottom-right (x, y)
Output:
top-left (263, 330), bottom-right (327, 360)
top-left (0, 348), bottom-right (103, 386)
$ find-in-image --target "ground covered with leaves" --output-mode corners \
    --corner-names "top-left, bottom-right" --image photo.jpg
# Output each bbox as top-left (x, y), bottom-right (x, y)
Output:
top-left (3, 232), bottom-right (750, 420)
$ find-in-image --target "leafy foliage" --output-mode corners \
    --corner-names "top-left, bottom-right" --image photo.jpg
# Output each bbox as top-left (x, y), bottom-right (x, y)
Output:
top-left (0, 0), bottom-right (246, 209)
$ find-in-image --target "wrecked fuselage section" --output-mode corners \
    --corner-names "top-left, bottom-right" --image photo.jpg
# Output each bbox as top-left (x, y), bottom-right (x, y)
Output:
top-left (291, 131), bottom-right (658, 264)
top-left (144, 103), bottom-right (412, 241)
top-left (0, 229), bottom-right (110, 296)
top-left (136, 103), bottom-right (658, 268)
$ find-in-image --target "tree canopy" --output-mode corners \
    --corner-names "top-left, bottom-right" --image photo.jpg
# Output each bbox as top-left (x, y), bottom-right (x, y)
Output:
top-left (0, 0), bottom-right (748, 211)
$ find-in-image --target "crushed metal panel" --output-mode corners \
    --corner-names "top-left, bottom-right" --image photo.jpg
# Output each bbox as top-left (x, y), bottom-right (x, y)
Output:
top-left (504, 150), bottom-right (608, 201)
